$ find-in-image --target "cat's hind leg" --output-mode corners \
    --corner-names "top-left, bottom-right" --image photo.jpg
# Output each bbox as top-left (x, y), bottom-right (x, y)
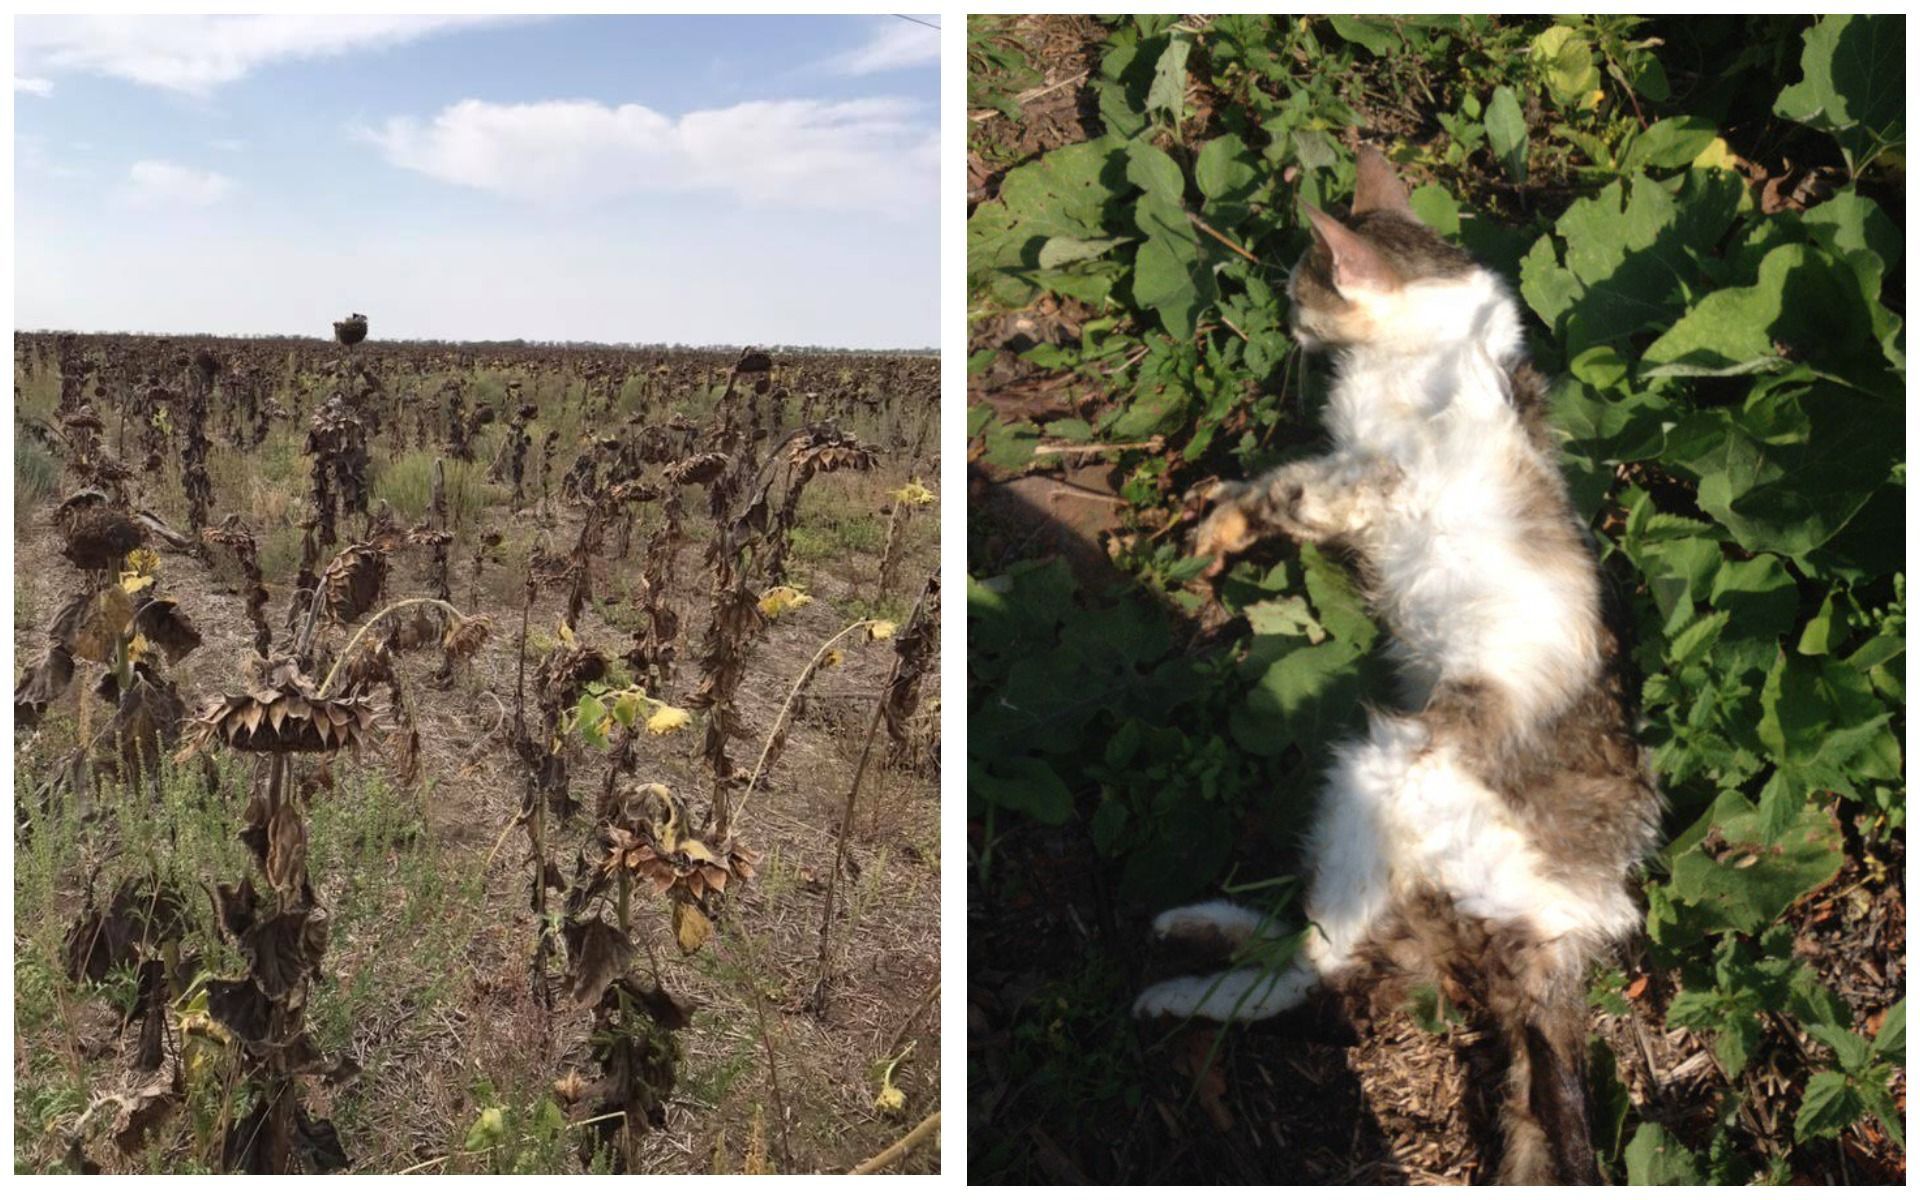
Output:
top-left (1133, 961), bottom-right (1319, 1022)
top-left (1150, 899), bottom-right (1283, 953)
top-left (1133, 714), bottom-right (1421, 1024)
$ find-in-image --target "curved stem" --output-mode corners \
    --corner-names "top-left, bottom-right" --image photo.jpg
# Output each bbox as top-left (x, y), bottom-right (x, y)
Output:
top-left (848, 1112), bottom-right (940, 1175)
top-left (318, 596), bottom-right (467, 696)
top-left (720, 618), bottom-right (875, 840)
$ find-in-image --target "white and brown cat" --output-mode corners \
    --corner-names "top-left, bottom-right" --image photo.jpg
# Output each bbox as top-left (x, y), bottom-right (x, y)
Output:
top-left (1136, 148), bottom-right (1660, 1185)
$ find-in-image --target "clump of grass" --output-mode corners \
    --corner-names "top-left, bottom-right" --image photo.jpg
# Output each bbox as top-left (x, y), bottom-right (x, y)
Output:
top-left (374, 452), bottom-right (507, 531)
top-left (259, 523), bottom-right (305, 584)
top-left (790, 514), bottom-right (886, 562)
top-left (15, 436), bottom-right (59, 509)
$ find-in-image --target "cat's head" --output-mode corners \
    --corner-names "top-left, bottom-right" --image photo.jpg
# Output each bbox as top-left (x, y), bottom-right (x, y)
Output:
top-left (1288, 148), bottom-right (1481, 350)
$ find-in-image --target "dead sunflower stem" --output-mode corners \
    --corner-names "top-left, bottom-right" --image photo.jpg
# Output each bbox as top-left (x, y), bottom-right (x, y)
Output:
top-left (720, 617), bottom-right (879, 839)
top-left (317, 597), bottom-right (468, 696)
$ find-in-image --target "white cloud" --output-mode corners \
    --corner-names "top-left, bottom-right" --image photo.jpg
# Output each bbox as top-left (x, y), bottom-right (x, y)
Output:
top-left (16, 15), bottom-right (517, 95)
top-left (210, 138), bottom-right (247, 153)
top-left (363, 96), bottom-right (936, 216)
top-left (820, 18), bottom-right (940, 76)
top-left (15, 76), bottom-right (54, 95)
top-left (124, 160), bottom-right (234, 207)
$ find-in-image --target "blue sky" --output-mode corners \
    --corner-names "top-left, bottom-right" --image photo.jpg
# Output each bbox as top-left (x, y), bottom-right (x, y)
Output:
top-left (14, 15), bottom-right (939, 347)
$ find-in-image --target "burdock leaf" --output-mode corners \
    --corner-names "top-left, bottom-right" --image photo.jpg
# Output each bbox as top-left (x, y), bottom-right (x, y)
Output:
top-left (1485, 86), bottom-right (1529, 185)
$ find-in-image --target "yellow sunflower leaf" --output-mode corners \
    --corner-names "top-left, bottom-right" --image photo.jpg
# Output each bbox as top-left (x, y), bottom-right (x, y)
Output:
top-left (671, 899), bottom-right (712, 954)
top-left (757, 586), bottom-right (812, 618)
top-left (892, 480), bottom-right (936, 508)
top-left (646, 704), bottom-right (691, 735)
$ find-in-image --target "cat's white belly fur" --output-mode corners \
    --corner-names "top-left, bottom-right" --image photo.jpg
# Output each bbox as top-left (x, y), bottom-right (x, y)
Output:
top-left (1333, 327), bottom-right (1600, 728)
top-left (1308, 715), bottom-right (1636, 969)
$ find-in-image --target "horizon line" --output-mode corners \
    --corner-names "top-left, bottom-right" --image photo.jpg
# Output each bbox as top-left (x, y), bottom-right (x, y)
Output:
top-left (14, 328), bottom-right (938, 355)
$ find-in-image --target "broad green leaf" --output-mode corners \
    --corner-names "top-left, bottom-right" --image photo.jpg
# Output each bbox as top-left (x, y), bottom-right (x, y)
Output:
top-left (972, 755), bottom-right (1075, 824)
top-left (1800, 190), bottom-right (1902, 271)
top-left (1757, 648), bottom-right (1900, 795)
top-left (1862, 1068), bottom-right (1905, 1149)
top-left (1681, 378), bottom-right (1900, 558)
top-left (1808, 1022), bottom-right (1874, 1074)
top-left (1774, 14), bottom-right (1905, 172)
top-left (1235, 638), bottom-right (1364, 755)
top-left (1665, 792), bottom-right (1842, 936)
top-left (1245, 594), bottom-right (1326, 643)
top-left (1519, 235), bottom-right (1579, 330)
top-left (1530, 25), bottom-right (1601, 109)
top-left (1713, 1011), bottom-right (1763, 1079)
top-left (465, 1107), bottom-right (508, 1153)
top-left (573, 694), bottom-right (608, 750)
top-left (1624, 116), bottom-right (1718, 173)
top-left (1037, 236), bottom-right (1129, 269)
top-left (1870, 998), bottom-right (1905, 1059)
top-left (1194, 133), bottom-right (1260, 204)
top-left (968, 138), bottom-right (1125, 306)
top-left (1125, 140), bottom-right (1186, 204)
top-left (1407, 183), bottom-right (1460, 236)
top-left (1291, 127), bottom-right (1340, 172)
top-left (1130, 225), bottom-right (1213, 341)
top-left (1797, 590), bottom-right (1853, 656)
top-left (1795, 1070), bottom-right (1867, 1142)
top-left (1301, 543), bottom-right (1378, 648)
top-left (1485, 86), bottom-right (1528, 184)
top-left (1667, 610), bottom-right (1729, 667)
top-left (1642, 243), bottom-right (1873, 375)
top-left (1526, 175), bottom-right (1699, 350)
top-left (1624, 1121), bottom-right (1705, 1185)
top-left (979, 418), bottom-right (1041, 470)
top-left (1707, 555), bottom-right (1797, 643)
top-left (1328, 14), bottom-right (1401, 56)
top-left (1568, 344), bottom-right (1630, 391)
top-left (1146, 31), bottom-right (1191, 121)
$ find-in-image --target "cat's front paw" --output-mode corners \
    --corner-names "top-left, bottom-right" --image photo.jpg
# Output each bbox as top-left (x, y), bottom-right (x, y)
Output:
top-left (1260, 462), bottom-right (1336, 543)
top-left (1191, 481), bottom-right (1260, 573)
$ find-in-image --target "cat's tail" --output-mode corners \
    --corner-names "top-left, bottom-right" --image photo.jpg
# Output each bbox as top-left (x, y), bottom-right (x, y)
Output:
top-left (1490, 949), bottom-right (1600, 1184)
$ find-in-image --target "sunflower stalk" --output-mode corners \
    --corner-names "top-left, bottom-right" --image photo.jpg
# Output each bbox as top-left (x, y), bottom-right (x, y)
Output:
top-left (811, 577), bottom-right (936, 1011)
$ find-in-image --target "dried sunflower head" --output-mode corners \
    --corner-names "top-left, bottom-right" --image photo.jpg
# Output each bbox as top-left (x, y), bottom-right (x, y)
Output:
top-left (665, 453), bottom-right (728, 486)
top-left (177, 660), bottom-right (376, 758)
top-left (599, 784), bottom-right (760, 908)
top-left (441, 613), bottom-right (494, 663)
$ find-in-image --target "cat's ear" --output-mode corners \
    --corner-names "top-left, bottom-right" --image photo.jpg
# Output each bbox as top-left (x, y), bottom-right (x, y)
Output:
top-left (1351, 146), bottom-right (1416, 221)
top-left (1302, 204), bottom-right (1399, 293)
